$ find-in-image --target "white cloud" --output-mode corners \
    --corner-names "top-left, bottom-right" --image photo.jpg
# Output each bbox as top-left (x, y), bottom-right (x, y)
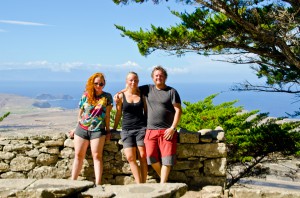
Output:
top-left (0, 20), bottom-right (47, 26)
top-left (0, 58), bottom-right (260, 83)
top-left (166, 67), bottom-right (189, 74)
top-left (49, 62), bottom-right (86, 72)
top-left (0, 60), bottom-right (144, 73)
top-left (146, 65), bottom-right (189, 75)
top-left (0, 61), bottom-right (85, 72)
top-left (115, 61), bottom-right (142, 69)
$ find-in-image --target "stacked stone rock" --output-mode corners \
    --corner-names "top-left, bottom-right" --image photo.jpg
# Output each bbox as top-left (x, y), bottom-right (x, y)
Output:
top-left (0, 127), bottom-right (227, 188)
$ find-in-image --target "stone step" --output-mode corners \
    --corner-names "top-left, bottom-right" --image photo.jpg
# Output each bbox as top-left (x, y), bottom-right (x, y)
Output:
top-left (230, 178), bottom-right (300, 198)
top-left (0, 179), bottom-right (188, 198)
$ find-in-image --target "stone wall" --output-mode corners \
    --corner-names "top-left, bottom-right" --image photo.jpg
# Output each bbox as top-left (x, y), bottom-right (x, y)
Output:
top-left (0, 128), bottom-right (227, 187)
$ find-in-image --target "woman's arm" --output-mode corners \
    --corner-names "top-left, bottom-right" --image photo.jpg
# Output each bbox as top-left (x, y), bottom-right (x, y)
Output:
top-left (69, 108), bottom-right (83, 138)
top-left (77, 109), bottom-right (83, 122)
top-left (113, 93), bottom-right (123, 130)
top-left (105, 104), bottom-right (113, 141)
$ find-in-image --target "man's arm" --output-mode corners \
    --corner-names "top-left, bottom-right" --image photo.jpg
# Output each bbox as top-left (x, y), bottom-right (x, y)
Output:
top-left (171, 103), bottom-right (182, 130)
top-left (114, 85), bottom-right (147, 103)
top-left (164, 103), bottom-right (182, 140)
top-left (113, 89), bottom-right (126, 103)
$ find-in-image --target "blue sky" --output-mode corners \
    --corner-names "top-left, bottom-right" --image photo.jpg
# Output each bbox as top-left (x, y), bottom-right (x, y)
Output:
top-left (1, 0), bottom-right (299, 117)
top-left (0, 0), bottom-right (260, 85)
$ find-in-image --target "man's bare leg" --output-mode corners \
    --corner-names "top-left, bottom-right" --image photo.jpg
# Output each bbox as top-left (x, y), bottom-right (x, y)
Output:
top-left (151, 162), bottom-right (161, 178)
top-left (160, 165), bottom-right (171, 183)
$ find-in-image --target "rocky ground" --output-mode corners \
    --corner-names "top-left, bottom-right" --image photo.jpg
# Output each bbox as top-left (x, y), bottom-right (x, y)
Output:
top-left (1, 93), bottom-right (300, 197)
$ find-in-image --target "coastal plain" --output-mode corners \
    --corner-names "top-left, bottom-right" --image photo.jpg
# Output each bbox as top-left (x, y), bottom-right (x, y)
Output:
top-left (0, 93), bottom-right (77, 136)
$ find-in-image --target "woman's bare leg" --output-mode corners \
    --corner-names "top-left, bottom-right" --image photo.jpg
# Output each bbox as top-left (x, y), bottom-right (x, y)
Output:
top-left (90, 135), bottom-right (106, 185)
top-left (124, 147), bottom-right (142, 183)
top-left (137, 145), bottom-right (148, 183)
top-left (72, 135), bottom-right (89, 180)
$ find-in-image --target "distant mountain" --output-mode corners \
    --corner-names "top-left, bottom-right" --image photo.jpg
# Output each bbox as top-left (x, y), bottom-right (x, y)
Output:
top-left (35, 94), bottom-right (73, 100)
top-left (32, 101), bottom-right (51, 108)
top-left (35, 94), bottom-right (56, 100)
top-left (58, 94), bottom-right (74, 100)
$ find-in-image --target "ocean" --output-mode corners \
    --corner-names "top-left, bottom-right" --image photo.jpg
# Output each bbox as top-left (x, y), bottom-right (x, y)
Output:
top-left (0, 81), bottom-right (298, 118)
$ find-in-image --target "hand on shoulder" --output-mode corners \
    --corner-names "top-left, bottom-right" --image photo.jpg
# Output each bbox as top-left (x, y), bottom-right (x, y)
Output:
top-left (113, 92), bottom-right (123, 103)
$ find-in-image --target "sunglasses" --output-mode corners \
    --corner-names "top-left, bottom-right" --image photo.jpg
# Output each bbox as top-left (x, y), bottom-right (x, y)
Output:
top-left (94, 82), bottom-right (104, 87)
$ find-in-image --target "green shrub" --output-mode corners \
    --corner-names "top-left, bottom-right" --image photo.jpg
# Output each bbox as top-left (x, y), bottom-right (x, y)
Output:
top-left (0, 112), bottom-right (10, 122)
top-left (110, 109), bottom-right (122, 129)
top-left (178, 94), bottom-right (300, 163)
top-left (179, 94), bottom-right (259, 132)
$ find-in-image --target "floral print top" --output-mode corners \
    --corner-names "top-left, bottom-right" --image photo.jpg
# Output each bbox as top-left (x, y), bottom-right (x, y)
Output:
top-left (78, 91), bottom-right (113, 131)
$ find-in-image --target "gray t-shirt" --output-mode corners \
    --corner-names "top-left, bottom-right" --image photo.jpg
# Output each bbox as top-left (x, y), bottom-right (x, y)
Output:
top-left (140, 84), bottom-right (181, 129)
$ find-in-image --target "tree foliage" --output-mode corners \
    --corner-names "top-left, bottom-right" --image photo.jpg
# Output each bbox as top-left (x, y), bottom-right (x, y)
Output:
top-left (179, 94), bottom-right (300, 187)
top-left (113, 0), bottom-right (300, 111)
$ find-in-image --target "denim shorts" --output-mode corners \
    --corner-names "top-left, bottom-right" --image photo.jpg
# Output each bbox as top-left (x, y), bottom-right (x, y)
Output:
top-left (120, 127), bottom-right (146, 148)
top-left (74, 124), bottom-right (106, 140)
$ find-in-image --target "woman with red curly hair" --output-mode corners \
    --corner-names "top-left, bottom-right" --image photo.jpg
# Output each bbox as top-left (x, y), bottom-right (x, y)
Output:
top-left (70, 72), bottom-right (113, 186)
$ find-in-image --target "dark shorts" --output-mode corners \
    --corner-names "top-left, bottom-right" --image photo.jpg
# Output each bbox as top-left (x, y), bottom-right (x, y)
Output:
top-left (120, 127), bottom-right (146, 148)
top-left (74, 124), bottom-right (106, 140)
top-left (144, 129), bottom-right (177, 166)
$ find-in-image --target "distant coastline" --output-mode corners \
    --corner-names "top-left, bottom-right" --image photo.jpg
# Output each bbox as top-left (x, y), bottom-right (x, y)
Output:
top-left (0, 93), bottom-right (70, 115)
top-left (0, 81), bottom-right (298, 117)
top-left (35, 93), bottom-right (74, 100)
top-left (0, 93), bottom-right (77, 135)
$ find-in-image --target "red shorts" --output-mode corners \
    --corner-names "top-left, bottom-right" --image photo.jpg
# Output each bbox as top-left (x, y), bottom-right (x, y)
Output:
top-left (144, 129), bottom-right (177, 166)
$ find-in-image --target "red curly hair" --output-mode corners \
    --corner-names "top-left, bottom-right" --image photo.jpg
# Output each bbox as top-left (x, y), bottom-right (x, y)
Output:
top-left (85, 72), bottom-right (106, 106)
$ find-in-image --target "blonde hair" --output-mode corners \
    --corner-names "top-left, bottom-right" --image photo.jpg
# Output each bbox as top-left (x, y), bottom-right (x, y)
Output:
top-left (85, 72), bottom-right (106, 105)
top-left (125, 71), bottom-right (139, 90)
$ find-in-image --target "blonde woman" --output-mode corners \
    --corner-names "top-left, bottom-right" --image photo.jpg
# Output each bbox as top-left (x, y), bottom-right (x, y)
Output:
top-left (114, 66), bottom-right (182, 183)
top-left (70, 72), bottom-right (113, 185)
top-left (113, 72), bottom-right (148, 183)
